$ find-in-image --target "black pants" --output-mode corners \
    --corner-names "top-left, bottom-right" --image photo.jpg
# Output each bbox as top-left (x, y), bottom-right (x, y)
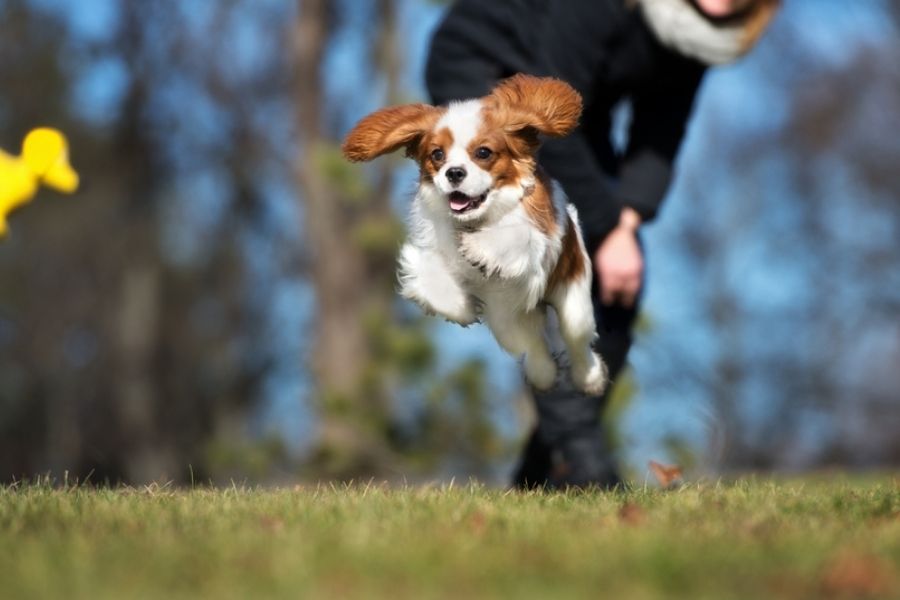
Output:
top-left (512, 288), bottom-right (639, 489)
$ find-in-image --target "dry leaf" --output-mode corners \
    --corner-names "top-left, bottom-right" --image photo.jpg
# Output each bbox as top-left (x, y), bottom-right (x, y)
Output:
top-left (468, 510), bottom-right (488, 535)
top-left (259, 516), bottom-right (285, 533)
top-left (648, 460), bottom-right (683, 488)
top-left (820, 552), bottom-right (896, 598)
top-left (618, 503), bottom-right (646, 526)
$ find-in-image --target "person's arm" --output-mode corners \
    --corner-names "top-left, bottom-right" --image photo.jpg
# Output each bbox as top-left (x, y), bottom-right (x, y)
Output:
top-left (529, 4), bottom-right (632, 251)
top-left (596, 67), bottom-right (705, 306)
top-left (614, 66), bottom-right (705, 222)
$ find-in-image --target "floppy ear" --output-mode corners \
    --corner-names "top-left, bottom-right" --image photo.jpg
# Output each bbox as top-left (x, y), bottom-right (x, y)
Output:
top-left (490, 74), bottom-right (583, 138)
top-left (342, 103), bottom-right (441, 162)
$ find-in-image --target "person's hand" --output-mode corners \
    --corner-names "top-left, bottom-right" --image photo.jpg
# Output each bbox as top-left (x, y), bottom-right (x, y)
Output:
top-left (594, 207), bottom-right (643, 307)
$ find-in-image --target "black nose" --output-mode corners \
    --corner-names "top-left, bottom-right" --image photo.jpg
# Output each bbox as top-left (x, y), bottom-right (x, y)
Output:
top-left (446, 167), bottom-right (466, 186)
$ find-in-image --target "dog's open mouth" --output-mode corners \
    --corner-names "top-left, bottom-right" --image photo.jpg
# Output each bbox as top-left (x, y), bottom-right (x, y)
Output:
top-left (448, 191), bottom-right (487, 214)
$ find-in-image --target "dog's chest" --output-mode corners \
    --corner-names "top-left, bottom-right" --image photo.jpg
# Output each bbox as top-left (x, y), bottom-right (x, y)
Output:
top-left (448, 216), bottom-right (555, 295)
top-left (408, 190), bottom-right (562, 309)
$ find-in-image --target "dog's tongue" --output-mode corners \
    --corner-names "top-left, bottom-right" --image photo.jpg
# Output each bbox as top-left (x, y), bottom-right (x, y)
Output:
top-left (449, 192), bottom-right (472, 211)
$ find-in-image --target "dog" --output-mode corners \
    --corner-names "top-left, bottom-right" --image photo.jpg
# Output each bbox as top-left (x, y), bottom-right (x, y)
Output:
top-left (342, 74), bottom-right (607, 395)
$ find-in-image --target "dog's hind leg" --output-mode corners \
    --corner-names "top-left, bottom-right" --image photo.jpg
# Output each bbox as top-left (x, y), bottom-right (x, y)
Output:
top-left (483, 303), bottom-right (557, 390)
top-left (549, 280), bottom-right (607, 396)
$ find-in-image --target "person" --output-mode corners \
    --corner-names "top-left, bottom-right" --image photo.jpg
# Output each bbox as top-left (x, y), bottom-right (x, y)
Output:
top-left (425, 0), bottom-right (780, 488)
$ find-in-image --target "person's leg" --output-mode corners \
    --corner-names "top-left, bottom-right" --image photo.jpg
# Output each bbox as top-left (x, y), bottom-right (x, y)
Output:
top-left (512, 279), bottom-right (640, 490)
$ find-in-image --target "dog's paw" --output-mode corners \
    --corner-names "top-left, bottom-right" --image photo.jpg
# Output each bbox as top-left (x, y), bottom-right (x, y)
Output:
top-left (398, 246), bottom-right (478, 325)
top-left (442, 306), bottom-right (479, 327)
top-left (524, 352), bottom-right (557, 391)
top-left (407, 292), bottom-right (477, 326)
top-left (572, 351), bottom-right (608, 396)
top-left (458, 235), bottom-right (493, 275)
top-left (458, 234), bottom-right (514, 278)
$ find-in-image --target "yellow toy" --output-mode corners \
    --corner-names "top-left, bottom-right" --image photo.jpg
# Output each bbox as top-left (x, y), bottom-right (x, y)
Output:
top-left (0, 127), bottom-right (79, 237)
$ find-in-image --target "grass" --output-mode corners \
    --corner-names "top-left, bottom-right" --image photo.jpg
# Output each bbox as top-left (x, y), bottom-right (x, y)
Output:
top-left (1, 477), bottom-right (899, 599)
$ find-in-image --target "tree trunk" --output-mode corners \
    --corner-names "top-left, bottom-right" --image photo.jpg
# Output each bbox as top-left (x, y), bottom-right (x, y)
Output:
top-left (291, 0), bottom-right (409, 477)
top-left (293, 0), bottom-right (369, 399)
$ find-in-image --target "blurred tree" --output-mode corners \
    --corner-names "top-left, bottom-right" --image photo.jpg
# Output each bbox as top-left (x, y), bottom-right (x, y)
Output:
top-left (0, 0), bottom-right (287, 483)
top-left (291, 0), bottom-right (504, 480)
top-left (292, 0), bottom-right (396, 475)
top-left (0, 0), bottom-right (505, 485)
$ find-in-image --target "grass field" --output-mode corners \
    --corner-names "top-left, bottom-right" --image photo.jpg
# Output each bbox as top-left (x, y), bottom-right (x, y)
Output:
top-left (2, 477), bottom-right (899, 599)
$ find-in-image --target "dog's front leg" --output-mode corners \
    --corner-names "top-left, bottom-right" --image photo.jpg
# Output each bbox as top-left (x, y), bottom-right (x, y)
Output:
top-left (398, 243), bottom-right (478, 326)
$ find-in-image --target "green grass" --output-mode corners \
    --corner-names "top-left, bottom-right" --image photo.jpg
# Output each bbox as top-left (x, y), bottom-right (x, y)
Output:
top-left (2, 478), bottom-right (899, 599)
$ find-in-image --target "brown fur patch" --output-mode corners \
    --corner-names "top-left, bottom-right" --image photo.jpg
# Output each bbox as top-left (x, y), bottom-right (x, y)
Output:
top-left (548, 216), bottom-right (587, 292)
top-left (521, 170), bottom-right (558, 236)
top-left (459, 76), bottom-right (584, 221)
top-left (417, 127), bottom-right (454, 182)
top-left (471, 96), bottom-right (570, 205)
top-left (466, 128), bottom-right (528, 189)
top-left (469, 84), bottom-right (577, 237)
top-left (342, 104), bottom-right (444, 162)
top-left (487, 74), bottom-right (583, 138)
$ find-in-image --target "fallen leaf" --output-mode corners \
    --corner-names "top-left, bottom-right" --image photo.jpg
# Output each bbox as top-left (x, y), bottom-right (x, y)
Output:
top-left (820, 551), bottom-right (896, 598)
top-left (259, 516), bottom-right (285, 533)
top-left (468, 510), bottom-right (488, 535)
top-left (648, 460), bottom-right (683, 489)
top-left (618, 503), bottom-right (646, 526)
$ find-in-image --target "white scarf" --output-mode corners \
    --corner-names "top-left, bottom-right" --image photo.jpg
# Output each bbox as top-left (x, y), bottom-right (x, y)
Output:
top-left (637, 0), bottom-right (751, 65)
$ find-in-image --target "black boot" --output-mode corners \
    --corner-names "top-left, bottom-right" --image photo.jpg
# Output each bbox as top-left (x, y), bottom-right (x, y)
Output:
top-left (511, 427), bottom-right (552, 489)
top-left (511, 373), bottom-right (623, 491)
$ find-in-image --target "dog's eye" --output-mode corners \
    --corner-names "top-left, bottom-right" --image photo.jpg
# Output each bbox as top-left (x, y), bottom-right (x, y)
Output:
top-left (474, 146), bottom-right (492, 160)
top-left (430, 148), bottom-right (445, 162)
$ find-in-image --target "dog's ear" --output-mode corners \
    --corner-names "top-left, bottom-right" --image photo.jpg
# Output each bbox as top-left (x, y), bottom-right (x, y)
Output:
top-left (342, 104), bottom-right (441, 162)
top-left (490, 74), bottom-right (582, 138)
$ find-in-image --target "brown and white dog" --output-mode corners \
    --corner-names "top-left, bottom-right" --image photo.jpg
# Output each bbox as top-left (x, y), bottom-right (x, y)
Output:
top-left (342, 75), bottom-right (606, 395)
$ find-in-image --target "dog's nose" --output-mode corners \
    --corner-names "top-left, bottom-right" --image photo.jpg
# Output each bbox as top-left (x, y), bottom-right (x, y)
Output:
top-left (446, 167), bottom-right (467, 186)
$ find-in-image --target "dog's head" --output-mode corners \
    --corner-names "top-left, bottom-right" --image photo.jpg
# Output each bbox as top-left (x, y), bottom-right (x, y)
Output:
top-left (342, 75), bottom-right (582, 223)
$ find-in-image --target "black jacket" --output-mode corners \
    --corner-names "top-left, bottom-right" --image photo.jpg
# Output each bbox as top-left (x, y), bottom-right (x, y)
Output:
top-left (426, 0), bottom-right (707, 249)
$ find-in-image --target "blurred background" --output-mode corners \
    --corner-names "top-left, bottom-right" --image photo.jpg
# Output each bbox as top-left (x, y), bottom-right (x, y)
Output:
top-left (0, 0), bottom-right (897, 485)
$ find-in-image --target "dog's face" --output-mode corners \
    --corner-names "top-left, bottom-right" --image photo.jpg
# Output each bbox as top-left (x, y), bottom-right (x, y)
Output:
top-left (342, 75), bottom-right (582, 224)
top-left (416, 100), bottom-right (498, 221)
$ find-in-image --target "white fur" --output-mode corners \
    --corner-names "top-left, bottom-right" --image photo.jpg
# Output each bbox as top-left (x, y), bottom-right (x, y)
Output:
top-left (638, 0), bottom-right (750, 65)
top-left (397, 102), bottom-right (607, 394)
